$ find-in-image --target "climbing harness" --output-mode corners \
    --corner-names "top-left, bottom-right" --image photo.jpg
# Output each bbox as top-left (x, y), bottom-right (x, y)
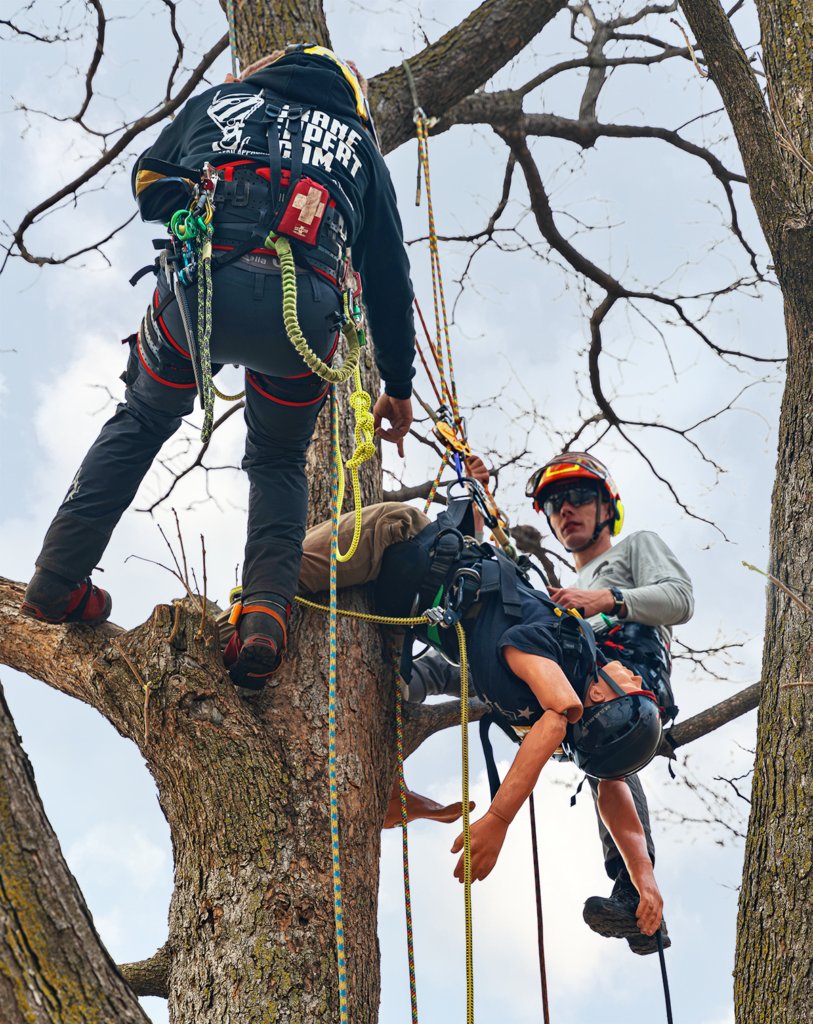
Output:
top-left (167, 164), bottom-right (246, 441)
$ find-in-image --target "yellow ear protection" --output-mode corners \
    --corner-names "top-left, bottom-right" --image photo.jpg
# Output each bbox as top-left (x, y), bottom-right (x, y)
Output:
top-left (611, 498), bottom-right (624, 536)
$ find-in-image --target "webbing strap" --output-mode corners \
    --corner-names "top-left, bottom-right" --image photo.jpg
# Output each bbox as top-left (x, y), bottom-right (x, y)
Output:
top-left (266, 102), bottom-right (283, 216)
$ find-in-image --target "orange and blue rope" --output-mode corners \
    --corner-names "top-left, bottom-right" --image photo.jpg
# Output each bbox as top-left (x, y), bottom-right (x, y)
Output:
top-left (424, 452), bottom-right (449, 514)
top-left (329, 386), bottom-right (349, 1022)
top-left (225, 0), bottom-right (238, 79)
top-left (415, 115), bottom-right (460, 424)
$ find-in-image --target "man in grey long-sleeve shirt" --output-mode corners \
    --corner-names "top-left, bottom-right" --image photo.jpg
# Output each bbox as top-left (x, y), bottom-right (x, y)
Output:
top-left (526, 450), bottom-right (692, 954)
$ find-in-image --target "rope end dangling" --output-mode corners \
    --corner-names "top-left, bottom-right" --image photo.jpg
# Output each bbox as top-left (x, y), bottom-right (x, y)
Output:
top-left (455, 621), bottom-right (475, 1024)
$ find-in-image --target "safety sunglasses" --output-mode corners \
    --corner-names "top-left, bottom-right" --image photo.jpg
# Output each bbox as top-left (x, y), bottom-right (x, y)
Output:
top-left (525, 452), bottom-right (609, 498)
top-left (541, 486), bottom-right (597, 517)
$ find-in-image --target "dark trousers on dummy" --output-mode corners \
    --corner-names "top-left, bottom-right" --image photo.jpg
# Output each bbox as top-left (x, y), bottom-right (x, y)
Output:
top-left (589, 648), bottom-right (661, 879)
top-left (35, 264), bottom-right (340, 606)
top-left (588, 773), bottom-right (656, 881)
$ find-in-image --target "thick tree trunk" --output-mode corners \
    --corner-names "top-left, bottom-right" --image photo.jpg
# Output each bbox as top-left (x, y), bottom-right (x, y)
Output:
top-left (0, 330), bottom-right (402, 1023)
top-left (0, 682), bottom-right (150, 1024)
top-left (679, 2), bottom-right (813, 1020)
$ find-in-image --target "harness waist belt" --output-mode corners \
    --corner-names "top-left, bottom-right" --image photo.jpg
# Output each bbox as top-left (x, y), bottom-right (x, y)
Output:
top-left (211, 163), bottom-right (348, 284)
top-left (236, 252), bottom-right (312, 275)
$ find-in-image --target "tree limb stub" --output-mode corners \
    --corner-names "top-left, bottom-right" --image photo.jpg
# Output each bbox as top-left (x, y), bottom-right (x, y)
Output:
top-left (370, 0), bottom-right (568, 154)
top-left (660, 681), bottom-right (761, 757)
top-left (402, 698), bottom-right (489, 759)
top-left (401, 680), bottom-right (760, 764)
top-left (118, 942), bottom-right (171, 999)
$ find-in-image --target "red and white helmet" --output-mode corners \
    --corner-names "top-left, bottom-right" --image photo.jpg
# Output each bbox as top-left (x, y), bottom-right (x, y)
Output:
top-left (526, 452), bottom-right (624, 548)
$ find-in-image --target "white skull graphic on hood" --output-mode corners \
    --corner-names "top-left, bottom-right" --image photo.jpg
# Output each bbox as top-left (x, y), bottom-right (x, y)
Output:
top-left (207, 90), bottom-right (265, 153)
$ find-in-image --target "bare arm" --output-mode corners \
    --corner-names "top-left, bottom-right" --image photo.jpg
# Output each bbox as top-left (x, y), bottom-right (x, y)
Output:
top-left (451, 649), bottom-right (581, 882)
top-left (596, 779), bottom-right (663, 935)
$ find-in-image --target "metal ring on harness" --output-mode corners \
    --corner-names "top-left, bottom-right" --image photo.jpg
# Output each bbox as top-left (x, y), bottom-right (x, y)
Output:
top-left (449, 566), bottom-right (481, 611)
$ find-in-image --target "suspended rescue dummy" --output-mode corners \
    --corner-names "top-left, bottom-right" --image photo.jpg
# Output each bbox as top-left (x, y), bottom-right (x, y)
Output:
top-left (520, 451), bottom-right (692, 951)
top-left (21, 45), bottom-right (417, 687)
top-left (219, 496), bottom-right (668, 946)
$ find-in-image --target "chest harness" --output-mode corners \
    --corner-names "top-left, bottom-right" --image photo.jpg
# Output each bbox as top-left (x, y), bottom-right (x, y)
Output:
top-left (376, 495), bottom-right (597, 690)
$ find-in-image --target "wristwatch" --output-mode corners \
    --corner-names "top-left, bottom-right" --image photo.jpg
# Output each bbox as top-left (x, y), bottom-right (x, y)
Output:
top-left (609, 587), bottom-right (626, 618)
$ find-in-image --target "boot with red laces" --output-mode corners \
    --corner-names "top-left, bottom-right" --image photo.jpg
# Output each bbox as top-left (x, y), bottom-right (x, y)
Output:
top-left (224, 595), bottom-right (289, 690)
top-left (21, 568), bottom-right (112, 624)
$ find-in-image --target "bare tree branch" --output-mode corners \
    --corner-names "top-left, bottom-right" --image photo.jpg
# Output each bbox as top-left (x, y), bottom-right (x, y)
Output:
top-left (75, 0), bottom-right (105, 124)
top-left (136, 402), bottom-right (245, 514)
top-left (402, 698), bottom-right (488, 759)
top-left (4, 30), bottom-right (229, 269)
top-left (659, 682), bottom-right (761, 756)
top-left (369, 0), bottom-right (569, 154)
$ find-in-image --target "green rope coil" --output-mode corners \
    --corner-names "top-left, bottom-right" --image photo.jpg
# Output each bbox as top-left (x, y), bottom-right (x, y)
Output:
top-left (267, 235), bottom-right (361, 384)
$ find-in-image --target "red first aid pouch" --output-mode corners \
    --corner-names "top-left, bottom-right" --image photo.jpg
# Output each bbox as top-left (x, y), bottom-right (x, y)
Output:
top-left (276, 176), bottom-right (330, 245)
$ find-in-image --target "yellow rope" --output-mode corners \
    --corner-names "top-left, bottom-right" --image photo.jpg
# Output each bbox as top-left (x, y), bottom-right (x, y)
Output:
top-left (456, 621), bottom-right (474, 1023)
top-left (211, 380), bottom-right (245, 401)
top-left (334, 363), bottom-right (376, 563)
top-left (294, 596), bottom-right (428, 626)
top-left (267, 234), bottom-right (361, 384)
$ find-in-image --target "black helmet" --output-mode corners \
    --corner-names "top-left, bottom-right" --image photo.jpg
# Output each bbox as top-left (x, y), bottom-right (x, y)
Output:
top-left (563, 670), bottom-right (663, 779)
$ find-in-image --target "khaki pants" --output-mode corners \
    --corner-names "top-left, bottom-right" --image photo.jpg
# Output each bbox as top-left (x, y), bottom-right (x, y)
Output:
top-left (218, 502), bottom-right (430, 642)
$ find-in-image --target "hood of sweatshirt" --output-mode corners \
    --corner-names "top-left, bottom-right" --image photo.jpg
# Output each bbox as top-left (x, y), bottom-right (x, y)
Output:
top-left (245, 52), bottom-right (365, 131)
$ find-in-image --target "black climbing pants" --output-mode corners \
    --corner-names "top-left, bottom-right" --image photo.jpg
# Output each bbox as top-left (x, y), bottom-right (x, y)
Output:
top-left (588, 772), bottom-right (656, 881)
top-left (588, 648), bottom-right (662, 879)
top-left (35, 262), bottom-right (342, 606)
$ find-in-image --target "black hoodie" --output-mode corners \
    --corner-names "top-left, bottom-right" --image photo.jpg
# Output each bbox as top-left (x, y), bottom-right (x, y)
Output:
top-left (132, 52), bottom-right (415, 398)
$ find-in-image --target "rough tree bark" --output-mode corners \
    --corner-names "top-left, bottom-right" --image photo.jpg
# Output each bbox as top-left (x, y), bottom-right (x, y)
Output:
top-left (679, 1), bottom-right (813, 1020)
top-left (0, 682), bottom-right (150, 1024)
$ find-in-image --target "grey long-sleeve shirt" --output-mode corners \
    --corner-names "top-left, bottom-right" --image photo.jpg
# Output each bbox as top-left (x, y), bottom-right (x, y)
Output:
top-left (576, 530), bottom-right (694, 646)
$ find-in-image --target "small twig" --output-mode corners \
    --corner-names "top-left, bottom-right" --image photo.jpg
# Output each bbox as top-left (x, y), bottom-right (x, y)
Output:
top-left (169, 602), bottom-right (182, 644)
top-left (197, 534), bottom-right (207, 641)
top-left (412, 387), bottom-right (439, 422)
top-left (669, 19), bottom-right (708, 77)
top-left (126, 552), bottom-right (202, 612)
top-left (742, 562), bottom-right (813, 616)
top-left (173, 509), bottom-right (189, 587)
top-left (110, 639), bottom-right (152, 744)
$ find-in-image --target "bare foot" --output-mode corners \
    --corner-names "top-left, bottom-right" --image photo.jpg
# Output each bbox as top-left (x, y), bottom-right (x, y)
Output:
top-left (383, 779), bottom-right (475, 829)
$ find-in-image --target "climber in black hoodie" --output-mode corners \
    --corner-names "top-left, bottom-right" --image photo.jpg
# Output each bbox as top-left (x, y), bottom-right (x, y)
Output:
top-left (21, 46), bottom-right (417, 688)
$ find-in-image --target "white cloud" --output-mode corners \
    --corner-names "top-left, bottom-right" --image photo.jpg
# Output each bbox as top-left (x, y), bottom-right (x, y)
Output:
top-left (66, 822), bottom-right (169, 893)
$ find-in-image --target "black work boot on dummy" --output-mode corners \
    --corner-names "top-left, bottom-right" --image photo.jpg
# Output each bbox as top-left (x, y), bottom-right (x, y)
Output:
top-left (583, 870), bottom-right (671, 955)
top-left (21, 568), bottom-right (112, 624)
top-left (224, 596), bottom-right (289, 690)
